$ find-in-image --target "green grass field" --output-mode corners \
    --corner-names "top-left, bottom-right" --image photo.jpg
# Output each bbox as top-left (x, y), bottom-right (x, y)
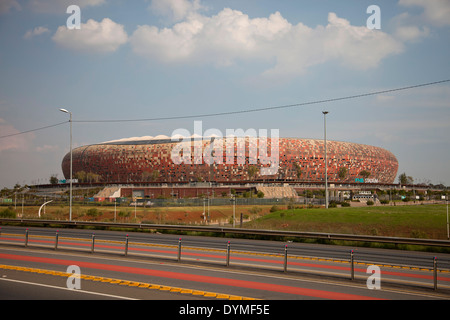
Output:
top-left (244, 204), bottom-right (449, 240)
top-left (3, 202), bottom-right (449, 242)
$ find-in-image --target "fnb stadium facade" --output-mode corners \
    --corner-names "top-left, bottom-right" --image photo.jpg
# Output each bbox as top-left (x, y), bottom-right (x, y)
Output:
top-left (61, 136), bottom-right (398, 184)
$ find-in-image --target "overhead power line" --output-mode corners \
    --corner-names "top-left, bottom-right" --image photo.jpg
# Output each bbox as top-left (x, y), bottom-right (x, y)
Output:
top-left (0, 78), bottom-right (449, 139)
top-left (74, 79), bottom-right (450, 123)
top-left (0, 121), bottom-right (68, 139)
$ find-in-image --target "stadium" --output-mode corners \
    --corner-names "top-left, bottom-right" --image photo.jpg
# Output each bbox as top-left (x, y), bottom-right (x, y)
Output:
top-left (61, 136), bottom-right (398, 192)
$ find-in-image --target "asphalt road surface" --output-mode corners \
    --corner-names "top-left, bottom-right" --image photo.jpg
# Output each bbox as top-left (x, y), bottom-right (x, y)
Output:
top-left (0, 226), bottom-right (449, 303)
top-left (0, 247), bottom-right (447, 300)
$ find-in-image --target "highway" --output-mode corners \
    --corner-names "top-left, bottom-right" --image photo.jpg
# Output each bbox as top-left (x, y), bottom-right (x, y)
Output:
top-left (0, 226), bottom-right (449, 304)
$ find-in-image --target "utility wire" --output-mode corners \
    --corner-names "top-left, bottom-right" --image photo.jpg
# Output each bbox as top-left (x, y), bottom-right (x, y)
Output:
top-left (74, 79), bottom-right (450, 123)
top-left (0, 121), bottom-right (68, 139)
top-left (1, 79), bottom-right (449, 139)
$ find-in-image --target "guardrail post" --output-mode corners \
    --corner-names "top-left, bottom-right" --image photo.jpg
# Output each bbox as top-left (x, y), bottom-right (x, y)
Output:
top-left (350, 250), bottom-right (355, 280)
top-left (91, 233), bottom-right (95, 253)
top-left (25, 229), bottom-right (29, 247)
top-left (284, 245), bottom-right (288, 273)
top-left (178, 238), bottom-right (182, 262)
top-left (124, 234), bottom-right (129, 256)
top-left (226, 241), bottom-right (231, 267)
top-left (54, 231), bottom-right (59, 250)
top-left (433, 256), bottom-right (438, 290)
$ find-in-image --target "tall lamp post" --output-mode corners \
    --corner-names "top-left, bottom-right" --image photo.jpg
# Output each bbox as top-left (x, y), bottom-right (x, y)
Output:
top-left (231, 194), bottom-right (236, 228)
top-left (322, 111), bottom-right (329, 209)
top-left (446, 193), bottom-right (449, 240)
top-left (59, 108), bottom-right (73, 221)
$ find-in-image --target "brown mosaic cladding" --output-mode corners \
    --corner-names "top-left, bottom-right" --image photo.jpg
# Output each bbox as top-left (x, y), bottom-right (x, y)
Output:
top-left (61, 138), bottom-right (398, 183)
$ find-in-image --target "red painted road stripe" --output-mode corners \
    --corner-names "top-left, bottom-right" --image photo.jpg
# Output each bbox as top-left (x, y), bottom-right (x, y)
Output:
top-left (0, 252), bottom-right (382, 300)
top-left (2, 236), bottom-right (449, 282)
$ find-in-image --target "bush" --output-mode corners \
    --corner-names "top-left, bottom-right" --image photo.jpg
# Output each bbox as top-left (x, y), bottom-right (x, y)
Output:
top-left (410, 230), bottom-right (428, 239)
top-left (341, 202), bottom-right (350, 207)
top-left (249, 206), bottom-right (262, 214)
top-left (0, 207), bottom-right (16, 218)
top-left (366, 200), bottom-right (374, 206)
top-left (270, 205), bottom-right (280, 213)
top-left (328, 201), bottom-right (338, 208)
top-left (118, 210), bottom-right (130, 218)
top-left (86, 208), bottom-right (100, 217)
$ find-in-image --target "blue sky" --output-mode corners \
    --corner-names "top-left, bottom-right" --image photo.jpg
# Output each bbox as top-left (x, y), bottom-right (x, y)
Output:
top-left (0, 0), bottom-right (449, 188)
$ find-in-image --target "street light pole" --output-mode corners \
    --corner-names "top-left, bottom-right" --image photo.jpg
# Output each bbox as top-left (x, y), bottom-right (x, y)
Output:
top-left (231, 194), bottom-right (236, 228)
top-left (446, 194), bottom-right (449, 240)
top-left (323, 111), bottom-right (329, 209)
top-left (60, 108), bottom-right (72, 221)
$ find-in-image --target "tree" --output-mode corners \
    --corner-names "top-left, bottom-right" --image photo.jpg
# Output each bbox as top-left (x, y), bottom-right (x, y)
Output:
top-left (86, 172), bottom-right (101, 183)
top-left (293, 163), bottom-right (302, 180)
top-left (359, 170), bottom-right (371, 180)
top-left (151, 170), bottom-right (160, 181)
top-left (75, 170), bottom-right (87, 182)
top-left (49, 174), bottom-right (59, 184)
top-left (398, 172), bottom-right (414, 185)
top-left (247, 165), bottom-right (258, 180)
top-left (338, 167), bottom-right (348, 180)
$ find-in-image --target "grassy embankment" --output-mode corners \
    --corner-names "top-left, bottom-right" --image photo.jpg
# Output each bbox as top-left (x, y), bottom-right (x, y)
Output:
top-left (2, 203), bottom-right (449, 252)
top-left (3, 203), bottom-right (448, 240)
top-left (245, 204), bottom-right (449, 241)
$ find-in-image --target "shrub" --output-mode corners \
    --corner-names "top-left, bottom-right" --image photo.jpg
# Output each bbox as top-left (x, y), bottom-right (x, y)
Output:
top-left (86, 208), bottom-right (100, 217)
top-left (270, 205), bottom-right (280, 213)
top-left (249, 206), bottom-right (262, 214)
top-left (341, 202), bottom-right (350, 207)
top-left (0, 207), bottom-right (16, 218)
top-left (366, 200), bottom-right (374, 206)
top-left (410, 230), bottom-right (428, 239)
top-left (328, 201), bottom-right (338, 208)
top-left (118, 210), bottom-right (130, 218)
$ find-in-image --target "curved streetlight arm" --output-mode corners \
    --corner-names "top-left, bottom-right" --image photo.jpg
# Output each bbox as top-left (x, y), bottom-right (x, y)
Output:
top-left (38, 200), bottom-right (53, 218)
top-left (59, 108), bottom-right (73, 221)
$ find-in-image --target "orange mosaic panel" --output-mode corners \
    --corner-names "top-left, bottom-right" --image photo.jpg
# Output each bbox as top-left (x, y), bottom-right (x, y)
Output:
top-left (61, 138), bottom-right (398, 183)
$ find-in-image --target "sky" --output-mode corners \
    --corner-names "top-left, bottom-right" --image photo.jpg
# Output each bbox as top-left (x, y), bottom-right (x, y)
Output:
top-left (0, 0), bottom-right (449, 189)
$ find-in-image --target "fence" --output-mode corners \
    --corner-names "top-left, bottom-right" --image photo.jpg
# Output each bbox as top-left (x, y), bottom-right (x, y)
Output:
top-left (0, 224), bottom-right (449, 292)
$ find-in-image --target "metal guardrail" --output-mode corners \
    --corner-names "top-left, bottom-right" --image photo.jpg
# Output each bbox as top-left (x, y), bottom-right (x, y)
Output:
top-left (0, 218), bottom-right (449, 248)
top-left (1, 225), bottom-right (449, 292)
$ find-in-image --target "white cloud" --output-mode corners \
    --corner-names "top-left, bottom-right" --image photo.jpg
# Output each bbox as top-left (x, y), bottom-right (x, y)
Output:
top-left (24, 26), bottom-right (50, 39)
top-left (0, 0), bottom-right (20, 14)
top-left (0, 118), bottom-right (35, 152)
top-left (130, 9), bottom-right (403, 77)
top-left (149, 0), bottom-right (203, 22)
top-left (394, 24), bottom-right (430, 42)
top-left (52, 18), bottom-right (128, 53)
top-left (399, 0), bottom-right (450, 27)
top-left (391, 12), bottom-right (430, 42)
top-left (36, 144), bottom-right (59, 152)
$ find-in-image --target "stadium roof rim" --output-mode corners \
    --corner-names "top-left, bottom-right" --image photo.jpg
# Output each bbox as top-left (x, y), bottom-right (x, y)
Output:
top-left (96, 135), bottom-right (386, 149)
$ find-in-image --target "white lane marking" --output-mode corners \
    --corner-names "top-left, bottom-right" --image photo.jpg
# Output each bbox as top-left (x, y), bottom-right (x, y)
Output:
top-left (0, 277), bottom-right (137, 300)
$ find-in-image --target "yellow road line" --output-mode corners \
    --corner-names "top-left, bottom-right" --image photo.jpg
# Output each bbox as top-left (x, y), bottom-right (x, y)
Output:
top-left (0, 263), bottom-right (256, 300)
